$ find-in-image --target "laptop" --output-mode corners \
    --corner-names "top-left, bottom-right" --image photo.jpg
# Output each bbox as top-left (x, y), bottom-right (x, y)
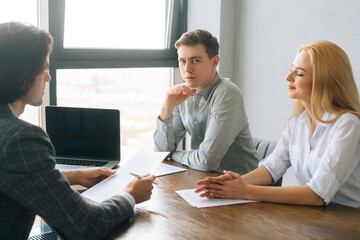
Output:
top-left (45, 106), bottom-right (120, 171)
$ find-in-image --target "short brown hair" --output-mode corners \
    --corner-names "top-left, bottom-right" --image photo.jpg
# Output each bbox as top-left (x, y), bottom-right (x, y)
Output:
top-left (174, 29), bottom-right (219, 59)
top-left (0, 22), bottom-right (53, 104)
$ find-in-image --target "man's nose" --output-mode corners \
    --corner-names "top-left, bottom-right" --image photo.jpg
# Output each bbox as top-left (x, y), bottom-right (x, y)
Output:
top-left (184, 62), bottom-right (192, 73)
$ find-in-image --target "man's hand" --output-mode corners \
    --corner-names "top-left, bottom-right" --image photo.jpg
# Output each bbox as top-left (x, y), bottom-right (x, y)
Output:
top-left (124, 174), bottom-right (156, 204)
top-left (160, 84), bottom-right (196, 121)
top-left (63, 167), bottom-right (116, 188)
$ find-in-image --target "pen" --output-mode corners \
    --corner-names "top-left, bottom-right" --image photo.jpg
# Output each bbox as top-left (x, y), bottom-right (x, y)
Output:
top-left (130, 172), bottom-right (159, 185)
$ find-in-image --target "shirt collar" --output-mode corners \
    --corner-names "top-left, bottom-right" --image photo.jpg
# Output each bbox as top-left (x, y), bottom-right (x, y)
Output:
top-left (299, 110), bottom-right (338, 128)
top-left (196, 72), bottom-right (222, 101)
top-left (8, 104), bottom-right (18, 117)
top-left (318, 112), bottom-right (338, 127)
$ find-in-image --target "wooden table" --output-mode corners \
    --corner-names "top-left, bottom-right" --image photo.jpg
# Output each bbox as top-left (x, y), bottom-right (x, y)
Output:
top-left (107, 161), bottom-right (360, 240)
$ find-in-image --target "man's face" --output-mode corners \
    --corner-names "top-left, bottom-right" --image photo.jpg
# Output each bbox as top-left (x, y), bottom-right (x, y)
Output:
top-left (22, 56), bottom-right (51, 106)
top-left (177, 44), bottom-right (219, 92)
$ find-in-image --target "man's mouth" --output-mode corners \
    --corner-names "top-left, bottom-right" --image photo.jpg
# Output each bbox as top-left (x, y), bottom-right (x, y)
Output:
top-left (185, 76), bottom-right (195, 81)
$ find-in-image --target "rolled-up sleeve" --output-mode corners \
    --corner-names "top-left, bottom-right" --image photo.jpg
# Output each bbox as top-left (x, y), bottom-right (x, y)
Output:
top-left (307, 117), bottom-right (360, 204)
top-left (308, 169), bottom-right (339, 204)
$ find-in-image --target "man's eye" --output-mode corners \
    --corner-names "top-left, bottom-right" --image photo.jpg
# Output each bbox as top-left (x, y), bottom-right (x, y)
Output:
top-left (193, 59), bottom-right (200, 63)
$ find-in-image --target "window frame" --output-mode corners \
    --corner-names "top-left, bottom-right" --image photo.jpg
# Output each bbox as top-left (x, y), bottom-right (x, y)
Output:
top-left (48, 0), bottom-right (187, 105)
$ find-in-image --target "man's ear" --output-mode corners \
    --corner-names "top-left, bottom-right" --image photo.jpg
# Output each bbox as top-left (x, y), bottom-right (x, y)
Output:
top-left (212, 55), bottom-right (219, 69)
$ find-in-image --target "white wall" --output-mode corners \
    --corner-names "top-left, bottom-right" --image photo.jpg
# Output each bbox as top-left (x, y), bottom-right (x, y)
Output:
top-left (235, 0), bottom-right (360, 141)
top-left (187, 0), bottom-right (221, 35)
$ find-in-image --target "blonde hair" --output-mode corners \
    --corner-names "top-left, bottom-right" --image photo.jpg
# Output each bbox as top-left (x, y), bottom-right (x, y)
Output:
top-left (289, 40), bottom-right (360, 122)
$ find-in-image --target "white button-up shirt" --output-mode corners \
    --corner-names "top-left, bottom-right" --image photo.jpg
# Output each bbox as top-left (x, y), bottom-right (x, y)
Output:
top-left (260, 111), bottom-right (360, 207)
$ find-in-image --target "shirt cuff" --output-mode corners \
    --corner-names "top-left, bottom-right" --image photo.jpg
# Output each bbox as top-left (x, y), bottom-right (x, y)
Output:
top-left (157, 115), bottom-right (173, 129)
top-left (258, 154), bottom-right (288, 183)
top-left (307, 168), bottom-right (340, 205)
top-left (155, 116), bottom-right (173, 150)
top-left (171, 150), bottom-right (184, 163)
top-left (121, 192), bottom-right (136, 208)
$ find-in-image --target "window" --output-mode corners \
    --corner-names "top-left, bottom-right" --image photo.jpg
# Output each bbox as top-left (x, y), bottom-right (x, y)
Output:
top-left (0, 0), bottom-right (37, 24)
top-left (56, 68), bottom-right (172, 151)
top-left (49, 0), bottom-right (187, 150)
top-left (64, 0), bottom-right (168, 49)
top-left (0, 0), bottom-right (40, 126)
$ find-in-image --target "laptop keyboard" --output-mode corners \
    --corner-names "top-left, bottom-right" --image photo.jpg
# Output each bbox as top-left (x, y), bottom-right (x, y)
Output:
top-left (28, 232), bottom-right (61, 240)
top-left (56, 158), bottom-right (108, 167)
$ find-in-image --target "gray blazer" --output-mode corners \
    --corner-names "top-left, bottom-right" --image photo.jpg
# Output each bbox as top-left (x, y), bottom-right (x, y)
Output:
top-left (0, 105), bottom-right (133, 240)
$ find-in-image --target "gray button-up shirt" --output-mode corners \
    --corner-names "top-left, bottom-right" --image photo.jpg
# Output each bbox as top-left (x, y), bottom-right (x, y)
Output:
top-left (154, 73), bottom-right (258, 174)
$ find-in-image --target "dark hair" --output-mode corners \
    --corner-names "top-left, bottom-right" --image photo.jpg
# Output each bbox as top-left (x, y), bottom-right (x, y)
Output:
top-left (174, 29), bottom-right (219, 59)
top-left (0, 22), bottom-right (53, 104)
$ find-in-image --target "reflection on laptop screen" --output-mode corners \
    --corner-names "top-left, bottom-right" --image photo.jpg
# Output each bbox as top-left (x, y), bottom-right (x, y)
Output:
top-left (45, 106), bottom-right (120, 161)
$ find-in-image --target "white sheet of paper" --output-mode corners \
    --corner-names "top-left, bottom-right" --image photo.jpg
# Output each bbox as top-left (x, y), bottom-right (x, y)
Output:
top-left (176, 189), bottom-right (257, 208)
top-left (120, 151), bottom-right (169, 175)
top-left (153, 163), bottom-right (187, 177)
top-left (81, 151), bottom-right (169, 203)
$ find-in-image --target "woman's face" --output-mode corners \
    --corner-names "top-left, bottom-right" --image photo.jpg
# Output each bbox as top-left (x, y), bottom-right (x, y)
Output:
top-left (286, 50), bottom-right (313, 102)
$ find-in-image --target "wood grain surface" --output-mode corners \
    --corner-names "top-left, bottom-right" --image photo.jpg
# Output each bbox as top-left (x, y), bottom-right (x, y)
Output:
top-left (107, 161), bottom-right (360, 240)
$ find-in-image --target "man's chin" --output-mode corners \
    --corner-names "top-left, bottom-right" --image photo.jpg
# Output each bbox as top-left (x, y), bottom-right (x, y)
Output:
top-left (29, 100), bottom-right (43, 107)
top-left (184, 81), bottom-right (196, 89)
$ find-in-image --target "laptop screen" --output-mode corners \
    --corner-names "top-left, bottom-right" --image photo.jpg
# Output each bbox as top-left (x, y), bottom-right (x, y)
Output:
top-left (45, 106), bottom-right (120, 161)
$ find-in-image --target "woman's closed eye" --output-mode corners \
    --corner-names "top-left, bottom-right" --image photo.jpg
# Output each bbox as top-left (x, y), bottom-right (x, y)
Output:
top-left (289, 69), bottom-right (303, 77)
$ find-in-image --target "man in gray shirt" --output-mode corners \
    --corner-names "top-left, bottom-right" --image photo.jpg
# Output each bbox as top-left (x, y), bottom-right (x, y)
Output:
top-left (154, 29), bottom-right (258, 174)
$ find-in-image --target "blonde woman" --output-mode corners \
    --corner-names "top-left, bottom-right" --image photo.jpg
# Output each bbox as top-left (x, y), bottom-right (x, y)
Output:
top-left (196, 40), bottom-right (360, 208)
